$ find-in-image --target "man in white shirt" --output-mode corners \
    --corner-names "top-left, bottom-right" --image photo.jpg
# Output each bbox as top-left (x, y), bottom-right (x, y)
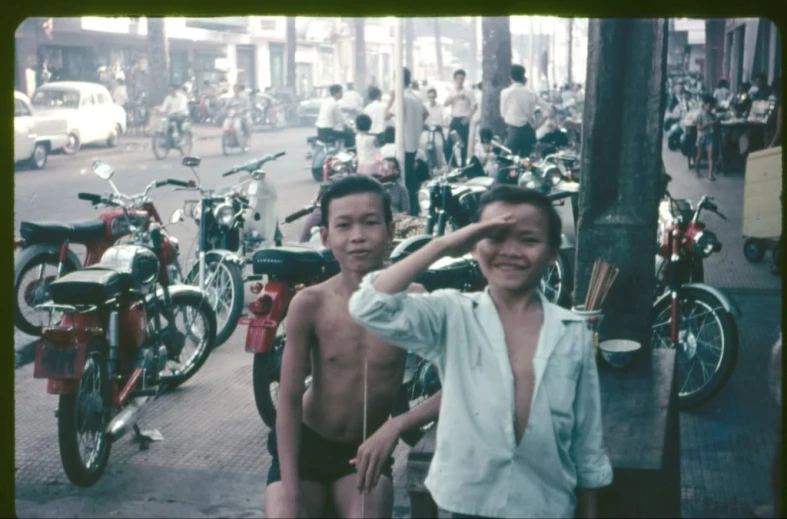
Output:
top-left (386, 67), bottom-right (429, 216)
top-left (500, 64), bottom-right (554, 158)
top-left (342, 82), bottom-right (365, 113)
top-left (444, 69), bottom-right (477, 167)
top-left (159, 84), bottom-right (189, 141)
top-left (364, 86), bottom-right (387, 146)
top-left (421, 87), bottom-right (447, 170)
top-left (712, 79), bottom-right (731, 105)
top-left (112, 78), bottom-right (129, 107)
top-left (316, 84), bottom-right (354, 148)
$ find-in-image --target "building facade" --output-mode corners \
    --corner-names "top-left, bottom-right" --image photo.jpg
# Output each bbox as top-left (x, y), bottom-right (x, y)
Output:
top-left (724, 18), bottom-right (781, 92)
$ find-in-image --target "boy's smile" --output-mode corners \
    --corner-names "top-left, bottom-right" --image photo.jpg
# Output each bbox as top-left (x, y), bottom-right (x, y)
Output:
top-left (473, 202), bottom-right (556, 293)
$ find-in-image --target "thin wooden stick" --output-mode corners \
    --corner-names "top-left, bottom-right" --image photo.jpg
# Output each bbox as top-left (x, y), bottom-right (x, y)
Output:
top-left (598, 268), bottom-right (620, 308)
top-left (585, 260), bottom-right (600, 308)
top-left (590, 261), bottom-right (607, 310)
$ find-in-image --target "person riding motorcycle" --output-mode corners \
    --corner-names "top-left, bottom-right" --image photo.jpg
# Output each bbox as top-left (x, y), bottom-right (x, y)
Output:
top-left (227, 84), bottom-right (252, 149)
top-left (159, 84), bottom-right (189, 143)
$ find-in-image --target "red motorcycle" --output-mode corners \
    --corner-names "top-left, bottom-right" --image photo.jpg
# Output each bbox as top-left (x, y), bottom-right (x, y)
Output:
top-left (222, 109), bottom-right (251, 156)
top-left (651, 190), bottom-right (741, 409)
top-left (14, 169), bottom-right (192, 337)
top-left (33, 160), bottom-right (217, 488)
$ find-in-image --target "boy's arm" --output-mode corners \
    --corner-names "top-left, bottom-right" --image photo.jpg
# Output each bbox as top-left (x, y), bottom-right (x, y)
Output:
top-left (354, 389), bottom-right (442, 492)
top-left (275, 291), bottom-right (318, 509)
top-left (570, 327), bottom-right (614, 512)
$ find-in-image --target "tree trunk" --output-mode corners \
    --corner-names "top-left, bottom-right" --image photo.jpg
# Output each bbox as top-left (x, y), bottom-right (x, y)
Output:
top-left (481, 17), bottom-right (512, 138)
top-left (434, 18), bottom-right (444, 80)
top-left (286, 17), bottom-right (296, 90)
top-left (354, 18), bottom-right (367, 94)
top-left (146, 17), bottom-right (170, 106)
top-left (567, 18), bottom-right (574, 85)
top-left (574, 18), bottom-right (668, 356)
top-left (469, 17), bottom-right (479, 82)
top-left (405, 18), bottom-right (414, 71)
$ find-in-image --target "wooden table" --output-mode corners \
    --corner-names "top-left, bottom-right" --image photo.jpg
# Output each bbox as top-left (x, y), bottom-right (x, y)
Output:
top-left (406, 349), bottom-right (680, 518)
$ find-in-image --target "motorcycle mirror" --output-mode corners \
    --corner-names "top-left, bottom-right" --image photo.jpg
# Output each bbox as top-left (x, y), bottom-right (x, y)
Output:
top-left (182, 156), bottom-right (201, 167)
top-left (91, 160), bottom-right (115, 180)
top-left (170, 209), bottom-right (185, 224)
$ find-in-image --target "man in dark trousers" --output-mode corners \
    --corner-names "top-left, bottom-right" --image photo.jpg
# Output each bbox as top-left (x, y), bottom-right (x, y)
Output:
top-left (444, 69), bottom-right (477, 167)
top-left (500, 64), bottom-right (555, 158)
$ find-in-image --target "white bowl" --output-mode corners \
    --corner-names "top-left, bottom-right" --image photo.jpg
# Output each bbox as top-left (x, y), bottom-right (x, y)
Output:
top-left (599, 340), bottom-right (641, 369)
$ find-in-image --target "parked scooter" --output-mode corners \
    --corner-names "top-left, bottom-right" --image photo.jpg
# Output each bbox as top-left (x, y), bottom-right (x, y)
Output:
top-left (32, 160), bottom-right (217, 488)
top-left (15, 171), bottom-right (193, 336)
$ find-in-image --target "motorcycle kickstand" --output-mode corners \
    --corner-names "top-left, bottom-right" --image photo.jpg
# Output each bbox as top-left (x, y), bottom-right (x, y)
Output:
top-left (132, 424), bottom-right (154, 451)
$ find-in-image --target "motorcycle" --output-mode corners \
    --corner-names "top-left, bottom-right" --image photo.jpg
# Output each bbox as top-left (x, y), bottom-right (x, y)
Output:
top-left (152, 115), bottom-right (193, 160)
top-left (423, 124), bottom-right (446, 174)
top-left (14, 173), bottom-right (192, 337)
top-left (651, 188), bottom-right (741, 409)
top-left (322, 149), bottom-right (358, 182)
top-left (306, 124), bottom-right (356, 182)
top-left (125, 93), bottom-right (149, 137)
top-left (222, 109), bottom-right (251, 156)
top-left (32, 160), bottom-right (217, 487)
top-left (170, 153), bottom-right (287, 346)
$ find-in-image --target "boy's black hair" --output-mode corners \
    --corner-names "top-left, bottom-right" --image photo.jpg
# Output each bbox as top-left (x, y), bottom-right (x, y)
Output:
top-left (741, 82), bottom-right (752, 91)
top-left (718, 79), bottom-right (729, 88)
top-left (427, 88), bottom-right (437, 95)
top-left (454, 69), bottom-right (467, 79)
top-left (384, 157), bottom-right (401, 173)
top-left (329, 84), bottom-right (343, 96)
top-left (384, 126), bottom-right (396, 144)
top-left (320, 175), bottom-right (393, 228)
top-left (403, 67), bottom-right (412, 87)
top-left (355, 113), bottom-right (372, 132)
top-left (510, 65), bottom-right (526, 83)
top-left (368, 86), bottom-right (382, 100)
top-left (476, 185), bottom-right (562, 251)
top-left (479, 128), bottom-right (494, 143)
top-left (702, 94), bottom-right (717, 107)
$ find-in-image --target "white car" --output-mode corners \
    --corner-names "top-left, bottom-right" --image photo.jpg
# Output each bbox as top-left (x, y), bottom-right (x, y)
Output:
top-left (30, 81), bottom-right (127, 154)
top-left (14, 91), bottom-right (69, 169)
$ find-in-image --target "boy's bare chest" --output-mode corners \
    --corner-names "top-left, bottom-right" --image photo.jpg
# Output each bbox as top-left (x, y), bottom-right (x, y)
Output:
top-left (313, 302), bottom-right (404, 369)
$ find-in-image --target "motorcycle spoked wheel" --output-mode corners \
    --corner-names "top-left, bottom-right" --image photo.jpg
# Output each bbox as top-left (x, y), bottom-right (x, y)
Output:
top-left (312, 167), bottom-right (324, 182)
top-left (152, 132), bottom-right (170, 160)
top-left (392, 358), bottom-right (441, 447)
top-left (14, 255), bottom-right (77, 336)
top-left (179, 132), bottom-right (194, 157)
top-left (651, 287), bottom-right (739, 409)
top-left (153, 290), bottom-right (217, 390)
top-left (184, 259), bottom-right (245, 348)
top-left (252, 323), bottom-right (313, 428)
top-left (57, 344), bottom-right (112, 488)
top-left (540, 250), bottom-right (572, 307)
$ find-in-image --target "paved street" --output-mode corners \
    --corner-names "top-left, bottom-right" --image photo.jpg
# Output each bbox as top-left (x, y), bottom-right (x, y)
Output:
top-left (14, 131), bottom-right (782, 517)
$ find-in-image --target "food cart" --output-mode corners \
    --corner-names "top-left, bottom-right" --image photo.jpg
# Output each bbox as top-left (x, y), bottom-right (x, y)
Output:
top-left (742, 145), bottom-right (782, 264)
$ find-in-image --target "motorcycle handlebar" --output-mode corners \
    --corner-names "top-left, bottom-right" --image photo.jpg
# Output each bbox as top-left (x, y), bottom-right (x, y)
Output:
top-left (284, 205), bottom-right (316, 224)
top-left (78, 192), bottom-right (103, 204)
top-left (157, 179), bottom-right (194, 188)
top-left (222, 152), bottom-right (287, 177)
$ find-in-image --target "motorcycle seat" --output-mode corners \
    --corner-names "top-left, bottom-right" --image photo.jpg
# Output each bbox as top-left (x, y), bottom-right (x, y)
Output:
top-left (49, 266), bottom-right (133, 306)
top-left (465, 177), bottom-right (495, 189)
top-left (252, 245), bottom-right (339, 281)
top-left (20, 220), bottom-right (106, 244)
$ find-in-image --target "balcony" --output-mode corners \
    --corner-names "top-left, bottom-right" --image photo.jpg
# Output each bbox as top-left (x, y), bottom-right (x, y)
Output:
top-left (185, 17), bottom-right (249, 33)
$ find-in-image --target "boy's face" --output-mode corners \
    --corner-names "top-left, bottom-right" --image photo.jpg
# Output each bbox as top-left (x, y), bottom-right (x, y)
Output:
top-left (703, 102), bottom-right (712, 112)
top-left (455, 75), bottom-right (465, 88)
top-left (428, 92), bottom-right (437, 104)
top-left (320, 193), bottom-right (393, 274)
top-left (380, 160), bottom-right (399, 176)
top-left (472, 202), bottom-right (557, 293)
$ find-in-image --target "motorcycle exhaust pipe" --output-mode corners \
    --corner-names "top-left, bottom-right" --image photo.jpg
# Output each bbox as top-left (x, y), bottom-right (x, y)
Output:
top-left (106, 396), bottom-right (150, 442)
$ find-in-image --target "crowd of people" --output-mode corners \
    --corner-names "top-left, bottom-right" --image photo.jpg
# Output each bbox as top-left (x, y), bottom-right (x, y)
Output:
top-left (314, 65), bottom-right (583, 218)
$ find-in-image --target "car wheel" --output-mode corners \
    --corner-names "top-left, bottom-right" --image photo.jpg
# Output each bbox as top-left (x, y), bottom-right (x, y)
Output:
top-left (30, 143), bottom-right (48, 170)
top-left (106, 126), bottom-right (119, 148)
top-left (63, 133), bottom-right (81, 155)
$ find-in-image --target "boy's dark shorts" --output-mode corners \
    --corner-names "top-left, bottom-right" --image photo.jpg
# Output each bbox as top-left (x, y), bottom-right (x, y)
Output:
top-left (266, 423), bottom-right (394, 487)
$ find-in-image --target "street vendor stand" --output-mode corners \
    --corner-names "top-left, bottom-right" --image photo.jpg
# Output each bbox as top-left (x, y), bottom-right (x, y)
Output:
top-left (742, 146), bottom-right (782, 264)
top-left (717, 100), bottom-right (776, 174)
top-left (406, 349), bottom-right (680, 518)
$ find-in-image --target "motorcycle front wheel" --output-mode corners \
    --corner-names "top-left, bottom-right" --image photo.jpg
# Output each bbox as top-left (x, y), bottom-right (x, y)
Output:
top-left (184, 258), bottom-right (245, 347)
top-left (392, 356), bottom-right (441, 447)
top-left (540, 250), bottom-right (572, 308)
top-left (154, 290), bottom-right (217, 390)
top-left (651, 287), bottom-right (739, 409)
top-left (152, 132), bottom-right (169, 160)
top-left (179, 131), bottom-right (193, 156)
top-left (58, 345), bottom-right (112, 487)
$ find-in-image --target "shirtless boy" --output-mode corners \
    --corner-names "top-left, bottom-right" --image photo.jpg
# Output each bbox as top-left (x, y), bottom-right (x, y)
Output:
top-left (264, 175), bottom-right (441, 519)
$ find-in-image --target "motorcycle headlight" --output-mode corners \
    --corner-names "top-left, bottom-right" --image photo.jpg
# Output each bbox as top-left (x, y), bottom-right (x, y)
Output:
top-left (214, 203), bottom-right (235, 227)
top-left (192, 202), bottom-right (202, 221)
top-left (694, 230), bottom-right (720, 258)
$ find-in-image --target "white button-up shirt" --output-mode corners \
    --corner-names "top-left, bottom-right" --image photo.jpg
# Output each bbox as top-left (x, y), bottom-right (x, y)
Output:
top-left (349, 274), bottom-right (614, 519)
top-left (364, 100), bottom-right (387, 134)
top-left (447, 88), bottom-right (477, 118)
top-left (425, 102), bottom-right (445, 127)
top-left (160, 91), bottom-right (189, 117)
top-left (403, 90), bottom-right (427, 153)
top-left (500, 82), bottom-right (553, 128)
top-left (316, 97), bottom-right (345, 131)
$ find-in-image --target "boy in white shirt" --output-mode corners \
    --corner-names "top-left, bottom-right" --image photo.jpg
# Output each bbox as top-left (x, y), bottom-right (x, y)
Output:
top-left (355, 114), bottom-right (381, 175)
top-left (364, 86), bottom-right (387, 145)
top-left (350, 185), bottom-right (613, 519)
top-left (421, 88), bottom-right (448, 169)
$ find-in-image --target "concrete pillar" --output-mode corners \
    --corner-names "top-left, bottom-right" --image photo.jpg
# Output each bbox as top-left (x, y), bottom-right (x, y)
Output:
top-left (768, 20), bottom-right (777, 83)
top-left (225, 43), bottom-right (238, 87)
top-left (704, 19), bottom-right (725, 92)
top-left (730, 27), bottom-right (740, 92)
top-left (574, 18), bottom-right (668, 356)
